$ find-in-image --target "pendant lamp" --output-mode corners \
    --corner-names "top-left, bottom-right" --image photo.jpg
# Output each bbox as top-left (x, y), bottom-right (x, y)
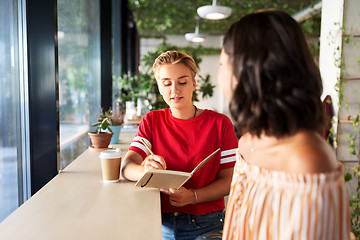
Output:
top-left (197, 0), bottom-right (232, 20)
top-left (185, 17), bottom-right (206, 43)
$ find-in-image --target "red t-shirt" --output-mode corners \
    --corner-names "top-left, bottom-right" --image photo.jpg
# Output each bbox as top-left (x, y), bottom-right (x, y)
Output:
top-left (128, 108), bottom-right (238, 215)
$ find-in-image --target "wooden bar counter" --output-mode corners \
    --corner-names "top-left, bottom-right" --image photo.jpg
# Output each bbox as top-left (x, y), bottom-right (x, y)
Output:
top-left (0, 132), bottom-right (162, 240)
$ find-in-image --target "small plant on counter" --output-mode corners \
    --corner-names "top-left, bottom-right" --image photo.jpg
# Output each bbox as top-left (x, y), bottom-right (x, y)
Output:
top-left (109, 104), bottom-right (126, 127)
top-left (90, 108), bottom-right (125, 133)
top-left (89, 108), bottom-right (125, 148)
top-left (91, 109), bottom-right (116, 134)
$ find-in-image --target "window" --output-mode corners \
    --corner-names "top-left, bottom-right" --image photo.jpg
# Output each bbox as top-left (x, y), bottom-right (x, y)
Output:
top-left (0, 0), bottom-right (29, 222)
top-left (57, 0), bottom-right (101, 169)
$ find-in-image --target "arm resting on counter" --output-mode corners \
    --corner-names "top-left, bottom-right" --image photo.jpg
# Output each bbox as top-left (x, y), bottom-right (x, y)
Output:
top-left (121, 150), bottom-right (145, 181)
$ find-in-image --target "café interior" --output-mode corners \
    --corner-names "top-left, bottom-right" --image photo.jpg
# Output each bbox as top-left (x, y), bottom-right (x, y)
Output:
top-left (0, 0), bottom-right (359, 239)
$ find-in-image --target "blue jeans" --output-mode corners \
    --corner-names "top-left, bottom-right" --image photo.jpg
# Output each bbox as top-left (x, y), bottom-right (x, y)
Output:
top-left (161, 211), bottom-right (225, 240)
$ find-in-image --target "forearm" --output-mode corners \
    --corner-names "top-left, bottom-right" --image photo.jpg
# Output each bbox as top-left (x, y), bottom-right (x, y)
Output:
top-left (121, 159), bottom-right (145, 181)
top-left (121, 150), bottom-right (167, 181)
top-left (192, 168), bottom-right (233, 204)
top-left (159, 168), bottom-right (234, 207)
top-left (121, 150), bottom-right (146, 181)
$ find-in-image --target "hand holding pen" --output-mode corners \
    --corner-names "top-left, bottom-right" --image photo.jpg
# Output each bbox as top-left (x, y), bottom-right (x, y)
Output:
top-left (140, 139), bottom-right (167, 170)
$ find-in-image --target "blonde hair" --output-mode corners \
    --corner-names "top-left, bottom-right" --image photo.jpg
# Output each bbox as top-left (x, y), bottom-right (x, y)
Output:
top-left (153, 51), bottom-right (197, 80)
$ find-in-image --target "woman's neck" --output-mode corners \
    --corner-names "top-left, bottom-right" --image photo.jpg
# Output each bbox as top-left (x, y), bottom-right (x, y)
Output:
top-left (170, 105), bottom-right (197, 120)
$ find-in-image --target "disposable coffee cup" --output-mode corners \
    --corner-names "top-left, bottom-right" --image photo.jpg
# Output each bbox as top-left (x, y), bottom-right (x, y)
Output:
top-left (99, 148), bottom-right (122, 182)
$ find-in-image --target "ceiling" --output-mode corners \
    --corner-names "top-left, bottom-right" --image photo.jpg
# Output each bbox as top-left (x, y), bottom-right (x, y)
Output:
top-left (129, 0), bottom-right (317, 37)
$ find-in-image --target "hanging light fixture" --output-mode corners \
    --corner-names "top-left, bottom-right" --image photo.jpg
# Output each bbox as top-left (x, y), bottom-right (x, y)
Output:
top-left (185, 17), bottom-right (206, 43)
top-left (197, 0), bottom-right (232, 20)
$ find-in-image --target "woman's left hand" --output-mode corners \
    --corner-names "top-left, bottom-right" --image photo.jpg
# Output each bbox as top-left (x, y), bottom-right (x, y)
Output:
top-left (160, 187), bottom-right (196, 207)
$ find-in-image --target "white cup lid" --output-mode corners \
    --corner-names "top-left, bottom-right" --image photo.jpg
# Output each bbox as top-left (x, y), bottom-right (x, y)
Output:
top-left (99, 148), bottom-right (121, 159)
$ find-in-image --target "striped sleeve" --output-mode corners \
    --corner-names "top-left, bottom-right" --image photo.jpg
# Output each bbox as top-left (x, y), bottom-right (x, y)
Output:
top-left (219, 115), bottom-right (238, 169)
top-left (127, 112), bottom-right (153, 160)
top-left (128, 136), bottom-right (152, 159)
top-left (220, 148), bottom-right (237, 164)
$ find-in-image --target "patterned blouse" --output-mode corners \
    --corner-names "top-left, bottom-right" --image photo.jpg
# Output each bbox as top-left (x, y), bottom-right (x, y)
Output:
top-left (223, 151), bottom-right (351, 240)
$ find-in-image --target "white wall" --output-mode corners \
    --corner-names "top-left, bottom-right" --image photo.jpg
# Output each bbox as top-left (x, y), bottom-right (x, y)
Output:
top-left (319, 0), bottom-right (344, 120)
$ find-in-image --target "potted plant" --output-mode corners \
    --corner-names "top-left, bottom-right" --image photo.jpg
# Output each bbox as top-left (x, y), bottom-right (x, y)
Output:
top-left (89, 108), bottom-right (124, 148)
top-left (106, 102), bottom-right (126, 144)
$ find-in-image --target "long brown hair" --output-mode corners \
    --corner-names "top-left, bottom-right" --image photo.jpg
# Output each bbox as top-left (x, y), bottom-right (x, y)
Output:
top-left (223, 10), bottom-right (326, 138)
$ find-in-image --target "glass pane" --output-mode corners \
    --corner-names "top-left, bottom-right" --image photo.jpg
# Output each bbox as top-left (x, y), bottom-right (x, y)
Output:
top-left (0, 0), bottom-right (23, 222)
top-left (58, 0), bottom-right (101, 169)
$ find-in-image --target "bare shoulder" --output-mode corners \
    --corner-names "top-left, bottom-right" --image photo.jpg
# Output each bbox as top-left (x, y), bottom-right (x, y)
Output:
top-left (286, 130), bottom-right (339, 173)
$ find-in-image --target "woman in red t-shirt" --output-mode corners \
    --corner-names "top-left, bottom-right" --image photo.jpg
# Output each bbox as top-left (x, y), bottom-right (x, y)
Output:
top-left (121, 51), bottom-right (238, 240)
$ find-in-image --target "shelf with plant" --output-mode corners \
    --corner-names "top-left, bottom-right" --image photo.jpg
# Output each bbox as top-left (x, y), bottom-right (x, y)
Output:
top-left (329, 23), bottom-right (360, 238)
top-left (342, 114), bottom-right (360, 238)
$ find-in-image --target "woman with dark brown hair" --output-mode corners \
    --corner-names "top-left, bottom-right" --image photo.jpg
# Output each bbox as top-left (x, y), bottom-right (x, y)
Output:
top-left (218, 10), bottom-right (351, 240)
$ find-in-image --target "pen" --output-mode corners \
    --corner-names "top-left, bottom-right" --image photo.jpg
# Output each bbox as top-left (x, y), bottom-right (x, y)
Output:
top-left (140, 139), bottom-right (154, 155)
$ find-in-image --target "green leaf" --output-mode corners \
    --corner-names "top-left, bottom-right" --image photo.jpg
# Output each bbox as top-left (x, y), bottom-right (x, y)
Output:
top-left (344, 172), bottom-right (352, 182)
top-left (107, 126), bottom-right (113, 133)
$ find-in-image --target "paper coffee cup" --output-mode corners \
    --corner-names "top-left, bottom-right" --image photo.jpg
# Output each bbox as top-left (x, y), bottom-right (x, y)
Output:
top-left (99, 148), bottom-right (122, 182)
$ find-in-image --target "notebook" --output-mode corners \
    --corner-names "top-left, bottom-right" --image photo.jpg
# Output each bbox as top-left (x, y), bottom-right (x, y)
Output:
top-left (135, 148), bottom-right (220, 189)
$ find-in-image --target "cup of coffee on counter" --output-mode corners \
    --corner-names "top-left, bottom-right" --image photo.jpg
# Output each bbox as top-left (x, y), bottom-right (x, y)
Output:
top-left (99, 148), bottom-right (122, 182)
